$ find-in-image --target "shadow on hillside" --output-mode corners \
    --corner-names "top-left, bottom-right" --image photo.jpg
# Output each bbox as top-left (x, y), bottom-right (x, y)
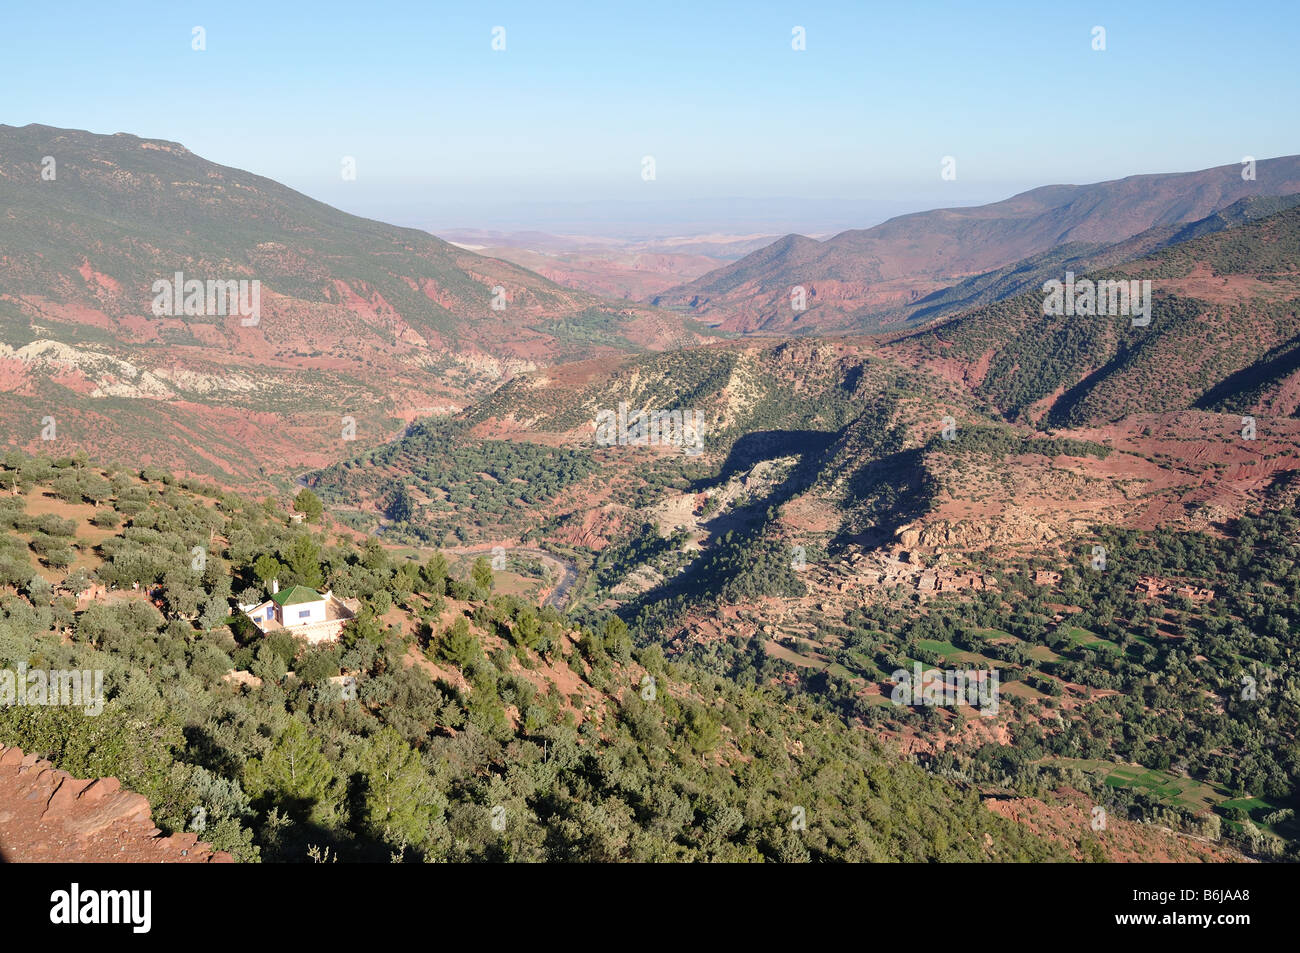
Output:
top-left (1044, 345), bottom-right (1135, 428)
top-left (259, 816), bottom-right (406, 863)
top-left (828, 445), bottom-right (935, 553)
top-left (184, 728), bottom-right (419, 863)
top-left (1195, 332), bottom-right (1300, 412)
top-left (692, 429), bottom-right (839, 491)
top-left (613, 428), bottom-right (844, 619)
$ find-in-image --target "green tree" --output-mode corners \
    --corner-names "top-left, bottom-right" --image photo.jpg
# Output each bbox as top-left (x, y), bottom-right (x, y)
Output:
top-left (243, 719), bottom-right (339, 820)
top-left (253, 554), bottom-right (283, 587)
top-left (283, 535), bottom-right (324, 589)
top-left (438, 616), bottom-right (480, 667)
top-left (471, 556), bottom-right (494, 594)
top-left (293, 488), bottom-right (324, 523)
top-left (386, 487), bottom-right (414, 523)
top-left (355, 727), bottom-right (441, 848)
top-left (80, 473), bottom-right (113, 508)
top-left (420, 552), bottom-right (448, 593)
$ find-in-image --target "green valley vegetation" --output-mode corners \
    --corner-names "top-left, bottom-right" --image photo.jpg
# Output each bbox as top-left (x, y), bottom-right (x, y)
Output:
top-left (0, 449), bottom-right (1065, 862)
top-left (305, 418), bottom-right (601, 546)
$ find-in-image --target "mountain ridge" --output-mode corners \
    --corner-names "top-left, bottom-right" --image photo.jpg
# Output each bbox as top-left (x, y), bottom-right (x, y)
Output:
top-left (653, 155), bottom-right (1300, 334)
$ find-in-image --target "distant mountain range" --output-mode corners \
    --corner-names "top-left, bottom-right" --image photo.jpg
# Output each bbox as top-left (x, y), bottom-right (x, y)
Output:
top-left (435, 228), bottom-right (779, 300)
top-left (652, 156), bottom-right (1300, 334)
top-left (5, 124), bottom-right (1299, 489)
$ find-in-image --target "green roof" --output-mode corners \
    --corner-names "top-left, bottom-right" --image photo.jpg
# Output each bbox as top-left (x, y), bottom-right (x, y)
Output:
top-left (271, 585), bottom-right (323, 607)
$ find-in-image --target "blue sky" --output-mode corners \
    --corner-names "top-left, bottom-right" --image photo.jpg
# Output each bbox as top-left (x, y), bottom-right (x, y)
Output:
top-left (3, 0), bottom-right (1297, 234)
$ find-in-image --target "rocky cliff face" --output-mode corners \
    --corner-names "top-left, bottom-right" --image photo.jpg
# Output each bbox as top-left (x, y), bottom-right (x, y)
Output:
top-left (0, 744), bottom-right (232, 863)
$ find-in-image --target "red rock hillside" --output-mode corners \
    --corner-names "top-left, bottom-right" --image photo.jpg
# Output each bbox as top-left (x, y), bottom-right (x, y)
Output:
top-left (0, 744), bottom-right (232, 863)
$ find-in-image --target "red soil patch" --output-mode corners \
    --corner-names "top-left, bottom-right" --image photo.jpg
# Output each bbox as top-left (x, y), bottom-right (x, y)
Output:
top-left (984, 787), bottom-right (1244, 863)
top-left (77, 259), bottom-right (122, 294)
top-left (0, 744), bottom-right (232, 862)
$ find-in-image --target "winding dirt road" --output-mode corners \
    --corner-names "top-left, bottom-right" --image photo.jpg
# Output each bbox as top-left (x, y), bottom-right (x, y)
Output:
top-left (441, 544), bottom-right (579, 610)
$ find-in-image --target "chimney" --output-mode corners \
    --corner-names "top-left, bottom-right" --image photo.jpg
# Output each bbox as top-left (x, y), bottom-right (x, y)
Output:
top-left (272, 579), bottom-right (279, 595)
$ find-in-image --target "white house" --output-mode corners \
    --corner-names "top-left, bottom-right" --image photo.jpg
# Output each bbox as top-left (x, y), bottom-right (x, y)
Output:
top-left (240, 582), bottom-right (358, 645)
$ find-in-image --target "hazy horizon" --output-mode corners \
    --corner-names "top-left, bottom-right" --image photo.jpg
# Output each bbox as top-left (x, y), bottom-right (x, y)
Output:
top-left (14, 119), bottom-right (1298, 242)
top-left (4, 0), bottom-right (1297, 237)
